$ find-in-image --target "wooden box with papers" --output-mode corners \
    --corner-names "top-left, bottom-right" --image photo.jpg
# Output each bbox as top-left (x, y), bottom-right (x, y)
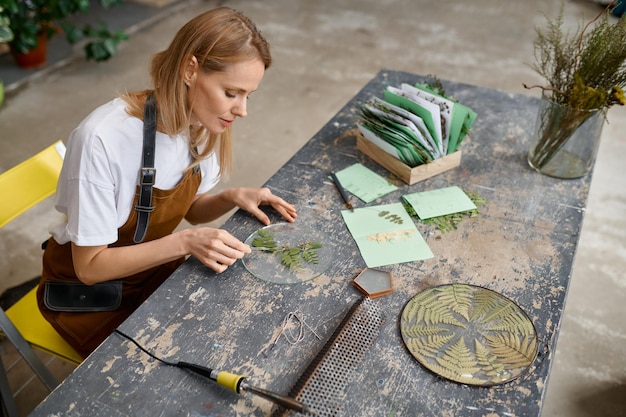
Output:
top-left (355, 80), bottom-right (476, 185)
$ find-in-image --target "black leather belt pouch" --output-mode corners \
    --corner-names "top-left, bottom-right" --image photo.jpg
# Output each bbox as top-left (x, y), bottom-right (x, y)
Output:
top-left (43, 281), bottom-right (123, 312)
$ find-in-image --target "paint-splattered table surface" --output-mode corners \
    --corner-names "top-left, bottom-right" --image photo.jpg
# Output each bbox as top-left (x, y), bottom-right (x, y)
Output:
top-left (32, 70), bottom-right (592, 417)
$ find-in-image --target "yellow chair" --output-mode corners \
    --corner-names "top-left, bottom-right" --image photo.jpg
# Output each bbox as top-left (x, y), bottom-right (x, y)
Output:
top-left (0, 141), bottom-right (82, 416)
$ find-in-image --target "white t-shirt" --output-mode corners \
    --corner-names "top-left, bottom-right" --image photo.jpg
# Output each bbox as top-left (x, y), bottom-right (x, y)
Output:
top-left (49, 98), bottom-right (220, 246)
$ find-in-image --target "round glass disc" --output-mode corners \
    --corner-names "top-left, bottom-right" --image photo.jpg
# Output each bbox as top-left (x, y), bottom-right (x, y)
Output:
top-left (400, 283), bottom-right (538, 386)
top-left (242, 223), bottom-right (333, 284)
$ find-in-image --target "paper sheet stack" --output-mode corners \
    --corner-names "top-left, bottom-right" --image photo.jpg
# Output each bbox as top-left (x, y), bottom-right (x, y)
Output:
top-left (358, 82), bottom-right (477, 168)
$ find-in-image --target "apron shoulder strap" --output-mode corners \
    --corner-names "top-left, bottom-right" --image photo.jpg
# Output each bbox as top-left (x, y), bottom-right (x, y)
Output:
top-left (133, 92), bottom-right (157, 243)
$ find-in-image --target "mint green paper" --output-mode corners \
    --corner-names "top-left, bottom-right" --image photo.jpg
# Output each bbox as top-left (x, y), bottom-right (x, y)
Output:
top-left (402, 186), bottom-right (477, 220)
top-left (414, 83), bottom-right (478, 153)
top-left (335, 163), bottom-right (398, 203)
top-left (401, 83), bottom-right (453, 154)
top-left (384, 88), bottom-right (442, 153)
top-left (448, 102), bottom-right (477, 153)
top-left (341, 203), bottom-right (434, 268)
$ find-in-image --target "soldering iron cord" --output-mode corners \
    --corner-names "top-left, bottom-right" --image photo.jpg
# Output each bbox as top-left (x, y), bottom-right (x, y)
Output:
top-left (113, 329), bottom-right (316, 415)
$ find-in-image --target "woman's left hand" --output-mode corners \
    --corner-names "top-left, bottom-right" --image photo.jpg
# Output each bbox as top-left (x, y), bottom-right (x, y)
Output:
top-left (230, 187), bottom-right (297, 225)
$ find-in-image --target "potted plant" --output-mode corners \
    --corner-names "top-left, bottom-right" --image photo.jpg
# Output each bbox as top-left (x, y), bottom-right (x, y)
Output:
top-left (524, 4), bottom-right (626, 178)
top-left (0, 0), bottom-right (128, 68)
top-left (0, 5), bottom-right (13, 105)
top-left (0, 5), bottom-right (12, 42)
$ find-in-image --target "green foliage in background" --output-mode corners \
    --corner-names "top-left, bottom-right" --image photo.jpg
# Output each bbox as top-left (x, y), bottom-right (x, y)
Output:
top-left (0, 0), bottom-right (128, 61)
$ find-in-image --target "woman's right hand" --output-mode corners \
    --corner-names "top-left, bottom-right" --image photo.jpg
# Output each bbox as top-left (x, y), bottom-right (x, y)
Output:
top-left (182, 227), bottom-right (251, 273)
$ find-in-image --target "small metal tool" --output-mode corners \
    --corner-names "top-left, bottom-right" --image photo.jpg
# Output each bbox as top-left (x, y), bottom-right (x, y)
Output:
top-left (331, 172), bottom-right (354, 211)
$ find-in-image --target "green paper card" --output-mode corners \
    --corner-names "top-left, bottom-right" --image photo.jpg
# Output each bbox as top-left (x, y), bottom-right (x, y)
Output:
top-left (341, 203), bottom-right (434, 268)
top-left (403, 186), bottom-right (476, 220)
top-left (335, 163), bottom-right (398, 203)
top-left (401, 83), bottom-right (453, 154)
top-left (384, 87), bottom-right (443, 155)
top-left (414, 83), bottom-right (478, 153)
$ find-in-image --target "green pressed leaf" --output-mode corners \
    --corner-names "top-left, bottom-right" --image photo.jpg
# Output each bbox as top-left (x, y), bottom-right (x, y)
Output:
top-left (301, 249), bottom-right (319, 264)
top-left (250, 228), bottom-right (323, 271)
top-left (281, 252), bottom-right (302, 271)
top-left (415, 302), bottom-right (466, 328)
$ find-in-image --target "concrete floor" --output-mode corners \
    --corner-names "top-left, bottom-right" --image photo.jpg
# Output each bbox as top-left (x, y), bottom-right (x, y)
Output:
top-left (1, 0), bottom-right (625, 415)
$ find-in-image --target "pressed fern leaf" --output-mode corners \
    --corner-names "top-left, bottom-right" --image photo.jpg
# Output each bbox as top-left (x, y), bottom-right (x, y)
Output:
top-left (403, 324), bottom-right (450, 338)
top-left (470, 289), bottom-right (504, 321)
top-left (403, 287), bottom-right (467, 327)
top-left (434, 337), bottom-right (481, 380)
top-left (402, 289), bottom-right (446, 321)
top-left (435, 284), bottom-right (473, 321)
top-left (484, 311), bottom-right (536, 336)
top-left (484, 332), bottom-right (537, 370)
top-left (416, 302), bottom-right (466, 327)
top-left (301, 248), bottom-right (319, 264)
top-left (251, 231), bottom-right (278, 250)
top-left (474, 340), bottom-right (510, 382)
top-left (428, 363), bottom-right (487, 385)
top-left (407, 333), bottom-right (455, 359)
top-left (477, 300), bottom-right (520, 325)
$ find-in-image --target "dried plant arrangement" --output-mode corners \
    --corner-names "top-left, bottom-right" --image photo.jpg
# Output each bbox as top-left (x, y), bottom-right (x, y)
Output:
top-left (525, 4), bottom-right (626, 109)
top-left (524, 4), bottom-right (626, 170)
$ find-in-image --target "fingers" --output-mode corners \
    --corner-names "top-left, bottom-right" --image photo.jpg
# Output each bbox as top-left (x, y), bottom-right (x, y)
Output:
top-left (251, 199), bottom-right (297, 224)
top-left (248, 207), bottom-right (271, 225)
top-left (189, 228), bottom-right (251, 273)
top-left (272, 202), bottom-right (297, 222)
top-left (234, 188), bottom-right (296, 224)
top-left (259, 189), bottom-right (297, 223)
top-left (205, 259), bottom-right (229, 274)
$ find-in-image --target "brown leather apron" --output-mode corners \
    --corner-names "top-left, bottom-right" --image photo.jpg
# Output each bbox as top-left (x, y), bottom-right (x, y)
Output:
top-left (37, 165), bottom-right (201, 358)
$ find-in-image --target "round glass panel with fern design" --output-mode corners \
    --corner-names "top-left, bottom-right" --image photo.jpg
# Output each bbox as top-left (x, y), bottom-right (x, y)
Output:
top-left (242, 223), bottom-right (333, 284)
top-left (400, 283), bottom-right (538, 386)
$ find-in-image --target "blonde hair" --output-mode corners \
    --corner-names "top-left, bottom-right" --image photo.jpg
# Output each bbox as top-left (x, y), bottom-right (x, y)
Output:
top-left (122, 7), bottom-right (271, 176)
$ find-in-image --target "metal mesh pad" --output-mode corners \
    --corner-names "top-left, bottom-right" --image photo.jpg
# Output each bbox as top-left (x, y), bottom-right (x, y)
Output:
top-left (275, 297), bottom-right (386, 416)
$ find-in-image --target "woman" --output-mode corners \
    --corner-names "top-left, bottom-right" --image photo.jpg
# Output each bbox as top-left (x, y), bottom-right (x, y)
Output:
top-left (37, 7), bottom-right (297, 358)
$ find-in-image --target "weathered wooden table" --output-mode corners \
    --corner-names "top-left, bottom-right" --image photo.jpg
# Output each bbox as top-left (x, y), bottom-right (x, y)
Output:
top-left (31, 70), bottom-right (592, 417)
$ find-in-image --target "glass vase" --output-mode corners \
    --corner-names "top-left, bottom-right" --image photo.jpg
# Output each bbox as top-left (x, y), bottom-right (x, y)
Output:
top-left (527, 95), bottom-right (604, 179)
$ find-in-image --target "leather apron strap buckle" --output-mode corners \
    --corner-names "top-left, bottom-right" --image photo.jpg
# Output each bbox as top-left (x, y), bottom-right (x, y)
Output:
top-left (133, 93), bottom-right (157, 244)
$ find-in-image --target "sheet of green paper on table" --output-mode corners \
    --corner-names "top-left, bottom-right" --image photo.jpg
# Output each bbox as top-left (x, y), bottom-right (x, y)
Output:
top-left (335, 163), bottom-right (398, 203)
top-left (402, 186), bottom-right (476, 220)
top-left (341, 202), bottom-right (434, 268)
